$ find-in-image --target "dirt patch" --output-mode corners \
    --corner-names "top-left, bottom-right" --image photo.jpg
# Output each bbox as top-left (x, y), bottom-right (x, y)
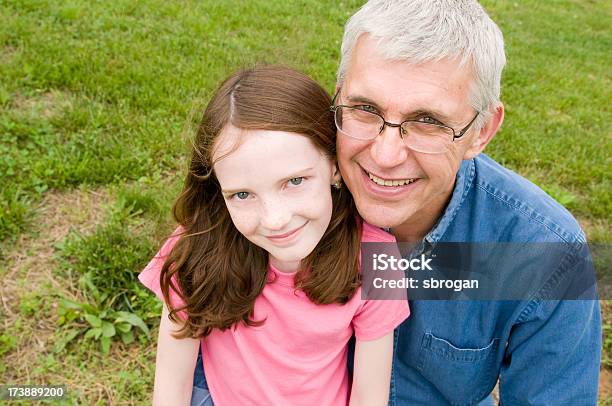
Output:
top-left (0, 45), bottom-right (17, 64)
top-left (578, 217), bottom-right (610, 242)
top-left (601, 367), bottom-right (612, 403)
top-left (12, 89), bottom-right (73, 119)
top-left (2, 186), bottom-right (111, 293)
top-left (1, 187), bottom-right (112, 299)
top-left (37, 188), bottom-right (111, 242)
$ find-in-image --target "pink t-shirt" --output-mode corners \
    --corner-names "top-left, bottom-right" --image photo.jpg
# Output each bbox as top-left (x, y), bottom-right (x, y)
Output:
top-left (139, 222), bottom-right (409, 405)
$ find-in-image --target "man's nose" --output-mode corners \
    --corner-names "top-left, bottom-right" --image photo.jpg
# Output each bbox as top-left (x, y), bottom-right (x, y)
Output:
top-left (260, 198), bottom-right (292, 231)
top-left (369, 124), bottom-right (409, 168)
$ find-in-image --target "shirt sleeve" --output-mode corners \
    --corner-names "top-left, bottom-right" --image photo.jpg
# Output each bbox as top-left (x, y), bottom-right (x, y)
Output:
top-left (352, 294), bottom-right (410, 341)
top-left (352, 221), bottom-right (410, 341)
top-left (138, 227), bottom-right (187, 317)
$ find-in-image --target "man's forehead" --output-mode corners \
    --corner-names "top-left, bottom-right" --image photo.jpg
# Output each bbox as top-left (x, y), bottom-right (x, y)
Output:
top-left (346, 35), bottom-right (471, 81)
top-left (342, 36), bottom-right (473, 119)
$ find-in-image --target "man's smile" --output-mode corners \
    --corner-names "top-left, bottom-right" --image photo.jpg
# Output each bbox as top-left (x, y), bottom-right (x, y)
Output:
top-left (355, 164), bottom-right (422, 199)
top-left (367, 171), bottom-right (418, 187)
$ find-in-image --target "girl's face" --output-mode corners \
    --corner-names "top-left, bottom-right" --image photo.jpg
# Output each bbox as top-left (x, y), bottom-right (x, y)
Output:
top-left (213, 125), bottom-right (338, 273)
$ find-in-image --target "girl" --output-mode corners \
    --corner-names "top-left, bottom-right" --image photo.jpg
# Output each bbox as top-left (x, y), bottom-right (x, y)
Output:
top-left (139, 66), bottom-right (409, 405)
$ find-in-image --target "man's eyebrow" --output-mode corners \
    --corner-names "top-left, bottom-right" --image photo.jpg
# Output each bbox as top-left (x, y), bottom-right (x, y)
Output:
top-left (409, 109), bottom-right (453, 124)
top-left (345, 94), bottom-right (381, 107)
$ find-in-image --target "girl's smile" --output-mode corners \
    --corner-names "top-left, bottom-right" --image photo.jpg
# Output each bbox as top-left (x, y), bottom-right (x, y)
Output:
top-left (265, 221), bottom-right (309, 244)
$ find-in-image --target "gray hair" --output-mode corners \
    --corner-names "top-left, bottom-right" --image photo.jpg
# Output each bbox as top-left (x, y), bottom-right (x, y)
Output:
top-left (337, 0), bottom-right (506, 128)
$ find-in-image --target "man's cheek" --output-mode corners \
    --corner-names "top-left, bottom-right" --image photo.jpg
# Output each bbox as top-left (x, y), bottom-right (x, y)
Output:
top-left (442, 142), bottom-right (464, 161)
top-left (439, 147), bottom-right (464, 176)
top-left (425, 156), bottom-right (455, 178)
top-left (337, 136), bottom-right (365, 163)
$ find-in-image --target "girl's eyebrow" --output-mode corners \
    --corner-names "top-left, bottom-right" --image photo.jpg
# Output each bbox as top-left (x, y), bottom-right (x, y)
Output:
top-left (221, 187), bottom-right (248, 195)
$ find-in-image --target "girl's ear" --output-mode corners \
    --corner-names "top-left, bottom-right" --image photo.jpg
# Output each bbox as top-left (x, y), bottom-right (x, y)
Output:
top-left (331, 164), bottom-right (341, 184)
top-left (331, 164), bottom-right (343, 189)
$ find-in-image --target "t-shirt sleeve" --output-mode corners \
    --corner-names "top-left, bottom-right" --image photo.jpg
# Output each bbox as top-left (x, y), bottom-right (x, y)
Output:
top-left (138, 227), bottom-right (187, 315)
top-left (352, 221), bottom-right (410, 341)
top-left (352, 294), bottom-right (410, 341)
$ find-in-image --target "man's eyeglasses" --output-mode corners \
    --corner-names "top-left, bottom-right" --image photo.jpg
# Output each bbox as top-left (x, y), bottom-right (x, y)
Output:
top-left (330, 90), bottom-right (479, 154)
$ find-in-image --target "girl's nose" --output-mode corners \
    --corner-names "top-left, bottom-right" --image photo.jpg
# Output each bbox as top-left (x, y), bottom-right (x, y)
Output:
top-left (259, 199), bottom-right (292, 231)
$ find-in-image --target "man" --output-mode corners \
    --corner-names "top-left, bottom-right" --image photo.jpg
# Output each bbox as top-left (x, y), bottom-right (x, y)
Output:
top-left (192, 1), bottom-right (601, 404)
top-left (333, 0), bottom-right (600, 404)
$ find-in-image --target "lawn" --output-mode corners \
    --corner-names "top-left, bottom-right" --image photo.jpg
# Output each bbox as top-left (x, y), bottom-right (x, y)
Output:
top-left (0, 0), bottom-right (610, 403)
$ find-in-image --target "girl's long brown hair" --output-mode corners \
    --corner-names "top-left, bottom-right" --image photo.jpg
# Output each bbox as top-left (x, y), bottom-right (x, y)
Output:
top-left (160, 66), bottom-right (361, 338)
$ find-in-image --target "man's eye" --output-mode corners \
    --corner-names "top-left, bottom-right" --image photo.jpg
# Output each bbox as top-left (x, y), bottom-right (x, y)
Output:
top-left (288, 177), bottom-right (304, 186)
top-left (356, 104), bottom-right (377, 113)
top-left (418, 116), bottom-right (442, 125)
top-left (233, 191), bottom-right (249, 200)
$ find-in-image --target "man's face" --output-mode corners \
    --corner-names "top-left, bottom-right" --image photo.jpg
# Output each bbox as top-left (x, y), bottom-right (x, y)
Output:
top-left (337, 35), bottom-right (482, 238)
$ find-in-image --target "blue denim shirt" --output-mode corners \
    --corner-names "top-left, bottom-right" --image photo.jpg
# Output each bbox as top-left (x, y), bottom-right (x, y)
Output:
top-left (391, 154), bottom-right (601, 405)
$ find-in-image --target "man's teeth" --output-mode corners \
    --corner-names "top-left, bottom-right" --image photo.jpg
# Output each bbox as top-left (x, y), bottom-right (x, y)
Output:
top-left (368, 172), bottom-right (416, 186)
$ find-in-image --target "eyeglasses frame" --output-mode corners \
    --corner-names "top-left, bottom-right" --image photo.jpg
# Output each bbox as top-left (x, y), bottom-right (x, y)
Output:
top-left (329, 89), bottom-right (480, 142)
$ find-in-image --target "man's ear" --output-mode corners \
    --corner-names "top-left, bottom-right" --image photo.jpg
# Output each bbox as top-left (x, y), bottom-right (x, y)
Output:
top-left (463, 103), bottom-right (504, 159)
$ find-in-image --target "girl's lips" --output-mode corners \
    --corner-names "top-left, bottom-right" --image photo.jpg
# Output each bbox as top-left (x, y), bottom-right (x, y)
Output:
top-left (266, 222), bottom-right (308, 242)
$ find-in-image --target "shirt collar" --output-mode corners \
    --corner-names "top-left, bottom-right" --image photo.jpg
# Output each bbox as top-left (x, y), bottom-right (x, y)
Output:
top-left (424, 157), bottom-right (476, 246)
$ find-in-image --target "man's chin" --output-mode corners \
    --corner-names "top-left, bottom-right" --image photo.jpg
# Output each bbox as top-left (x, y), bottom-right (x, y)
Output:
top-left (356, 201), bottom-right (411, 229)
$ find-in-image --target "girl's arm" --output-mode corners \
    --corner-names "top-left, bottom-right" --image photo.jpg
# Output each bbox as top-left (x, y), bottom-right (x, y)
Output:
top-left (349, 331), bottom-right (394, 406)
top-left (152, 303), bottom-right (201, 406)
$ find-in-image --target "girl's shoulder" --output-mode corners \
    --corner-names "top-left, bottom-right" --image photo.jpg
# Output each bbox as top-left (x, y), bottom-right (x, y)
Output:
top-left (138, 225), bottom-right (188, 317)
top-left (360, 221), bottom-right (396, 244)
top-left (157, 226), bottom-right (185, 256)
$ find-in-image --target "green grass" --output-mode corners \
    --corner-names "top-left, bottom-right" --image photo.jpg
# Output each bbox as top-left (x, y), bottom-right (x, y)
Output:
top-left (0, 0), bottom-right (610, 403)
top-left (485, 1), bottom-right (611, 223)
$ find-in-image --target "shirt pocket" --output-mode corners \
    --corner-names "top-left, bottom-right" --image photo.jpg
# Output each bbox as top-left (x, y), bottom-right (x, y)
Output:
top-left (417, 332), bottom-right (501, 406)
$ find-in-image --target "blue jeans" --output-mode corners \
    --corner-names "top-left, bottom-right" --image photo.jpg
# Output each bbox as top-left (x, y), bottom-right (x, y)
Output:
top-left (191, 349), bottom-right (214, 406)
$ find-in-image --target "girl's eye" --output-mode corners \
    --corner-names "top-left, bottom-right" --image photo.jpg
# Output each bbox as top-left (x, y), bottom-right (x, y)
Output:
top-left (288, 177), bottom-right (304, 186)
top-left (234, 191), bottom-right (249, 200)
